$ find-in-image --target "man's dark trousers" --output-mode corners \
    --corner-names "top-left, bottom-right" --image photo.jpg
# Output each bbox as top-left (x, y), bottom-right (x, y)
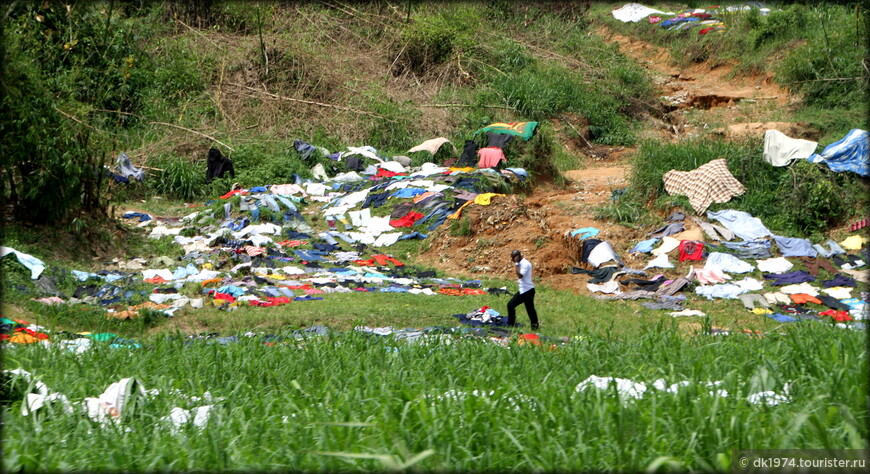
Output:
top-left (507, 288), bottom-right (539, 329)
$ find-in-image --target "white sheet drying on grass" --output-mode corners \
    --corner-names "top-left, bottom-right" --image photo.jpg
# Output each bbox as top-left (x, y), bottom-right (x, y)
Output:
top-left (611, 3), bottom-right (672, 22)
top-left (5, 369), bottom-right (218, 431)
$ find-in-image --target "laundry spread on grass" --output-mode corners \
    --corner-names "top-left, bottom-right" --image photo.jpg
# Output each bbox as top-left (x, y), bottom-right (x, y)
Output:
top-left (3, 136), bottom-right (536, 324)
top-left (569, 202), bottom-right (868, 327)
top-left (611, 3), bottom-right (772, 35)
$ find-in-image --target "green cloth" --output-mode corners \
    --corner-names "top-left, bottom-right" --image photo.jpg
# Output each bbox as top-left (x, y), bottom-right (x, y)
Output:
top-left (473, 122), bottom-right (539, 141)
top-left (87, 333), bottom-right (118, 342)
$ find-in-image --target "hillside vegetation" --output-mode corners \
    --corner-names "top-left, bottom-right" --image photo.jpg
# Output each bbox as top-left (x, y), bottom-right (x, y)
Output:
top-left (1, 1), bottom-right (867, 237)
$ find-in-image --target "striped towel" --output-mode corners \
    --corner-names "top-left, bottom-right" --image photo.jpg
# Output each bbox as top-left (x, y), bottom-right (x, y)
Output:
top-left (243, 245), bottom-right (266, 257)
top-left (662, 159), bottom-right (745, 214)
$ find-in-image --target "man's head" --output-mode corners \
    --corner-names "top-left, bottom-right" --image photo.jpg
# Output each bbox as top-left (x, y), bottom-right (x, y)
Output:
top-left (511, 250), bottom-right (522, 262)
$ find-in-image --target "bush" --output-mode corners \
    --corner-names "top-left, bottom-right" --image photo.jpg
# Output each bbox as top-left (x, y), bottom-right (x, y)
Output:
top-left (148, 155), bottom-right (207, 201)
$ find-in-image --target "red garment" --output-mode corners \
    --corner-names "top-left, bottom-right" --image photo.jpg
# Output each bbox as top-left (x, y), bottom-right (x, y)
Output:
top-left (212, 292), bottom-right (236, 303)
top-left (249, 297), bottom-right (292, 307)
top-left (389, 211), bottom-right (424, 228)
top-left (354, 259), bottom-right (375, 266)
top-left (820, 309), bottom-right (852, 322)
top-left (144, 276), bottom-right (166, 284)
top-left (372, 254), bottom-right (404, 266)
top-left (477, 147), bottom-right (507, 168)
top-left (461, 288), bottom-right (487, 295)
top-left (285, 284), bottom-right (313, 290)
top-left (220, 189), bottom-right (247, 199)
top-left (375, 168), bottom-right (405, 178)
top-left (699, 27), bottom-right (716, 35)
top-left (678, 240), bottom-right (705, 262)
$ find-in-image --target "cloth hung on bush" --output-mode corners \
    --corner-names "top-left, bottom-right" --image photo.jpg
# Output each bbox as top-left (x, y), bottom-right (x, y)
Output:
top-left (807, 129), bottom-right (869, 177)
top-left (662, 159), bottom-right (746, 213)
top-left (205, 148), bottom-right (235, 183)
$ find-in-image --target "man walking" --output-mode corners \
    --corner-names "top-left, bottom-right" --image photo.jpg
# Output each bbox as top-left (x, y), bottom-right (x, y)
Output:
top-left (507, 250), bottom-right (539, 330)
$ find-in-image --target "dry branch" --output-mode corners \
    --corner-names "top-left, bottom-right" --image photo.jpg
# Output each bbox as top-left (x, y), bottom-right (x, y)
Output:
top-left (230, 82), bottom-right (393, 121)
top-left (149, 121), bottom-right (235, 151)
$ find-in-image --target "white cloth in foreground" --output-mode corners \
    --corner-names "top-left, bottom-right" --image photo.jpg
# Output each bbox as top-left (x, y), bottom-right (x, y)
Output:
top-left (762, 130), bottom-right (818, 167)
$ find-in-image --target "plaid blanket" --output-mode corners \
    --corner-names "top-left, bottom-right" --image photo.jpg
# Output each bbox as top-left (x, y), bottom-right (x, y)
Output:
top-left (662, 159), bottom-right (745, 213)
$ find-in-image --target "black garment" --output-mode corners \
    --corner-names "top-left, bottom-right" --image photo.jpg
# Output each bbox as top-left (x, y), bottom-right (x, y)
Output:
top-left (818, 295), bottom-right (852, 311)
top-left (648, 222), bottom-right (685, 238)
top-left (390, 202), bottom-right (415, 219)
top-left (507, 288), bottom-right (539, 330)
top-left (206, 148), bottom-right (235, 183)
top-left (456, 140), bottom-right (479, 167)
top-left (345, 155), bottom-right (364, 171)
top-left (619, 277), bottom-right (665, 292)
top-left (361, 192), bottom-right (389, 209)
top-left (571, 266), bottom-right (621, 284)
top-left (486, 132), bottom-right (513, 149)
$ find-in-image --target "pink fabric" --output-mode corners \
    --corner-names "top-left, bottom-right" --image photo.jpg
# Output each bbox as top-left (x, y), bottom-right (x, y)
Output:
top-left (691, 267), bottom-right (731, 285)
top-left (477, 147), bottom-right (506, 168)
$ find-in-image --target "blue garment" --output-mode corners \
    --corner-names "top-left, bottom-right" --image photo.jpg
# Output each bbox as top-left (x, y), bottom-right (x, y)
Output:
top-left (318, 232), bottom-right (338, 245)
top-left (215, 285), bottom-right (246, 297)
top-left (706, 252), bottom-right (754, 273)
top-left (631, 238), bottom-right (659, 254)
top-left (504, 168), bottom-right (528, 180)
top-left (172, 263), bottom-right (199, 280)
top-left (326, 231), bottom-right (357, 244)
top-left (390, 187), bottom-right (427, 199)
top-left (0, 247), bottom-right (46, 279)
top-left (721, 239), bottom-right (772, 259)
top-left (249, 186), bottom-right (268, 193)
top-left (807, 129), bottom-right (869, 177)
top-left (767, 313), bottom-right (799, 323)
top-left (706, 210), bottom-right (772, 241)
top-left (571, 227), bottom-right (600, 240)
top-left (260, 194), bottom-right (281, 213)
top-left (275, 195), bottom-right (298, 212)
top-left (294, 250), bottom-right (328, 261)
top-left (694, 284), bottom-right (748, 299)
top-left (771, 235), bottom-right (817, 257)
top-left (72, 270), bottom-right (100, 281)
top-left (813, 239), bottom-right (847, 258)
top-left (399, 231), bottom-right (428, 240)
top-left (122, 212), bottom-right (152, 222)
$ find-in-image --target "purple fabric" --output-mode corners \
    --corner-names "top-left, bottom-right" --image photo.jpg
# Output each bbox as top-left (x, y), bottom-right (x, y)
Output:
top-left (763, 270), bottom-right (815, 286)
top-left (822, 273), bottom-right (857, 288)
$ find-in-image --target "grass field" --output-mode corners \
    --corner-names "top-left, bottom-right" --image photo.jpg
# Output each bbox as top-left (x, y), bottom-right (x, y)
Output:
top-left (3, 321), bottom-right (866, 472)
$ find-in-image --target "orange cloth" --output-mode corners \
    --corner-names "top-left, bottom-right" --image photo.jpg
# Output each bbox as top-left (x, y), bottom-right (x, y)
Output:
top-left (9, 332), bottom-right (38, 344)
top-left (412, 192), bottom-right (437, 204)
top-left (202, 278), bottom-right (222, 287)
top-left (447, 201), bottom-right (472, 220)
top-left (144, 276), bottom-right (166, 284)
top-left (790, 293), bottom-right (822, 305)
top-left (447, 167), bottom-right (475, 173)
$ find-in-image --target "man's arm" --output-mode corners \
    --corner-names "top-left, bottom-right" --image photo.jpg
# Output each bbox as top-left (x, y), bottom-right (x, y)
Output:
top-left (514, 260), bottom-right (523, 279)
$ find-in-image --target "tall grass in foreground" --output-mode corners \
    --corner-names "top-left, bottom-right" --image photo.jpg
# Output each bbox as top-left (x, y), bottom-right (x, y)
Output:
top-left (3, 323), bottom-right (866, 472)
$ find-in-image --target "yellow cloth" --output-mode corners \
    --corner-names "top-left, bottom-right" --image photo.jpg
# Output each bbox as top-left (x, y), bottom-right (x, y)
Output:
top-left (474, 193), bottom-right (504, 206)
top-left (750, 307), bottom-right (772, 315)
top-left (840, 235), bottom-right (868, 250)
top-left (447, 201), bottom-right (472, 220)
top-left (447, 167), bottom-right (474, 173)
